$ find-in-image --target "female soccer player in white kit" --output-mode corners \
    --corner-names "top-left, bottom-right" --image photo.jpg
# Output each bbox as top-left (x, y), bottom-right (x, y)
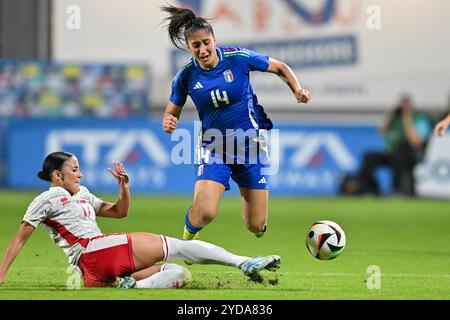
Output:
top-left (0, 151), bottom-right (280, 288)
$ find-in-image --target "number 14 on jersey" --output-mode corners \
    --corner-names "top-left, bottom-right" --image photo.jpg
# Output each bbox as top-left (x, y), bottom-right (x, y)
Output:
top-left (210, 89), bottom-right (230, 108)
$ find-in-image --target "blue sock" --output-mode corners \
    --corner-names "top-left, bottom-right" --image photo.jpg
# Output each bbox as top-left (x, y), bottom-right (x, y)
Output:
top-left (185, 207), bottom-right (202, 234)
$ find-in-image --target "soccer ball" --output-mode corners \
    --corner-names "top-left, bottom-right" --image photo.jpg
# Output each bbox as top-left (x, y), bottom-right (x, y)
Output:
top-left (305, 220), bottom-right (346, 260)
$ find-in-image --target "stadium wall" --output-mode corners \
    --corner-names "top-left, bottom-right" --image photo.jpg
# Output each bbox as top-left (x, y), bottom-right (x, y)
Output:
top-left (52, 0), bottom-right (450, 112)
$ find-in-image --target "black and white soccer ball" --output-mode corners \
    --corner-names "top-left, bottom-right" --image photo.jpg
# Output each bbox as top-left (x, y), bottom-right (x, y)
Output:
top-left (305, 220), bottom-right (346, 260)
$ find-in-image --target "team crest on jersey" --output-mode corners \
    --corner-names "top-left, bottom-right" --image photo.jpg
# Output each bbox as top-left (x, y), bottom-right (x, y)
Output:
top-left (223, 70), bottom-right (234, 82)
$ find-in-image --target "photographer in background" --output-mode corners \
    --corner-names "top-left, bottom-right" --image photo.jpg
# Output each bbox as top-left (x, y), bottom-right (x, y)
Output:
top-left (355, 96), bottom-right (431, 196)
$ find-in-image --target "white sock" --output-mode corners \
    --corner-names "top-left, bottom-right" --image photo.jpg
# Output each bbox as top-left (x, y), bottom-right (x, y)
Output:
top-left (161, 236), bottom-right (249, 267)
top-left (135, 263), bottom-right (191, 289)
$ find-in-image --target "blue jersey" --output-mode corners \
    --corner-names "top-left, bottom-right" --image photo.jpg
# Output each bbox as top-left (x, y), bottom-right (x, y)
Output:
top-left (170, 46), bottom-right (273, 134)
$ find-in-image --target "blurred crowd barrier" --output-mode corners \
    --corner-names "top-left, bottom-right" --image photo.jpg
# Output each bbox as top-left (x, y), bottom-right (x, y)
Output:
top-left (0, 60), bottom-right (150, 118)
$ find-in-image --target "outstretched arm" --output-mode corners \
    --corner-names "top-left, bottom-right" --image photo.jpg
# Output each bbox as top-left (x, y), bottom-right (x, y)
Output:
top-left (0, 222), bottom-right (35, 285)
top-left (434, 114), bottom-right (450, 137)
top-left (267, 58), bottom-right (311, 104)
top-left (163, 101), bottom-right (183, 134)
top-left (97, 161), bottom-right (130, 218)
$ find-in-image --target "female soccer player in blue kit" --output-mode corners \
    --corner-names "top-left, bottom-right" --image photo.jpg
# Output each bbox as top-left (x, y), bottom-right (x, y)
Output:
top-left (161, 5), bottom-right (311, 245)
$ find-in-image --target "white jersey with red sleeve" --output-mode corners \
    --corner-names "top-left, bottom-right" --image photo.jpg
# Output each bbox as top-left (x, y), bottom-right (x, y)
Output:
top-left (22, 186), bottom-right (104, 267)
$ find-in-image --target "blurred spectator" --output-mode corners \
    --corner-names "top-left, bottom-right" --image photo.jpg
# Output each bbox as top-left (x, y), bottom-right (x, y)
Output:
top-left (62, 95), bottom-right (82, 118)
top-left (342, 96), bottom-right (431, 196)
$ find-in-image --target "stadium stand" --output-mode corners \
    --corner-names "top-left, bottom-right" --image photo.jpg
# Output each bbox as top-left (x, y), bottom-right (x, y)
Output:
top-left (0, 60), bottom-right (150, 118)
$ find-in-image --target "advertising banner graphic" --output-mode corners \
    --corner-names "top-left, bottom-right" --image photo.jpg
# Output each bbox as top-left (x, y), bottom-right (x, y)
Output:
top-left (6, 119), bottom-right (390, 196)
top-left (415, 133), bottom-right (450, 199)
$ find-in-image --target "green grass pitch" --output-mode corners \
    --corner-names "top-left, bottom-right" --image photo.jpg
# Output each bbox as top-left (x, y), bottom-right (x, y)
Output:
top-left (0, 190), bottom-right (449, 300)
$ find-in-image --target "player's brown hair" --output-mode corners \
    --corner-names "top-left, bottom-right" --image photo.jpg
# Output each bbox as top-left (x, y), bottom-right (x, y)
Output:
top-left (161, 4), bottom-right (214, 50)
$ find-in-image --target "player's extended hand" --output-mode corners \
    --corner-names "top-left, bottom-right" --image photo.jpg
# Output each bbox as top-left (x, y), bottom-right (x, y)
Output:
top-left (0, 274), bottom-right (4, 285)
top-left (434, 118), bottom-right (450, 137)
top-left (295, 88), bottom-right (311, 104)
top-left (108, 160), bottom-right (130, 187)
top-left (163, 113), bottom-right (178, 134)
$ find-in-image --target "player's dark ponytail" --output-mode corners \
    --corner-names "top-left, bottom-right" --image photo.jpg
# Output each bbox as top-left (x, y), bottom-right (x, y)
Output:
top-left (161, 4), bottom-right (214, 49)
top-left (37, 151), bottom-right (74, 182)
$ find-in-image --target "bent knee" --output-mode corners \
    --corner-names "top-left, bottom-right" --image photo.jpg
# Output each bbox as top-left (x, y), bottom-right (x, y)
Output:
top-left (191, 205), bottom-right (218, 226)
top-left (163, 264), bottom-right (191, 287)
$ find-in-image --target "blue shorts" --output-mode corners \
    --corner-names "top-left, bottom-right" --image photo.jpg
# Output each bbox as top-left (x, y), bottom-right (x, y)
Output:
top-left (194, 129), bottom-right (270, 190)
top-left (194, 162), bottom-right (270, 190)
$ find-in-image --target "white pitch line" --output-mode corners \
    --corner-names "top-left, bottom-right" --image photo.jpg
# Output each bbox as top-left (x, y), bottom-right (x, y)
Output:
top-left (289, 272), bottom-right (450, 278)
top-left (14, 268), bottom-right (450, 278)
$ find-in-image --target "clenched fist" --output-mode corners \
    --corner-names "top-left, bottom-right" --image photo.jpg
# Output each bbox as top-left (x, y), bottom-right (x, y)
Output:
top-left (163, 113), bottom-right (178, 134)
top-left (295, 88), bottom-right (311, 104)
